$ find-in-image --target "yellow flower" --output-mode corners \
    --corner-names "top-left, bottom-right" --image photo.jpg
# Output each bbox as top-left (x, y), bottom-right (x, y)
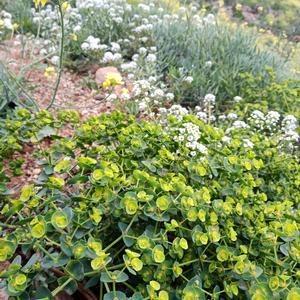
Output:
top-left (103, 73), bottom-right (123, 89)
top-left (62, 1), bottom-right (71, 12)
top-left (257, 6), bottom-right (263, 13)
top-left (235, 3), bottom-right (242, 11)
top-left (44, 66), bottom-right (56, 79)
top-left (33, 0), bottom-right (49, 8)
top-left (70, 33), bottom-right (78, 41)
top-left (0, 20), bottom-right (4, 28)
top-left (13, 23), bottom-right (19, 30)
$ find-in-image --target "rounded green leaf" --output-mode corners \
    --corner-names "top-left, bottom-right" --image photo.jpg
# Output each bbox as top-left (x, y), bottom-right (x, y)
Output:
top-left (152, 245), bottom-right (165, 263)
top-left (51, 211), bottom-right (69, 229)
top-left (287, 288), bottom-right (300, 300)
top-left (31, 221), bottom-right (46, 239)
top-left (156, 196), bottom-right (170, 211)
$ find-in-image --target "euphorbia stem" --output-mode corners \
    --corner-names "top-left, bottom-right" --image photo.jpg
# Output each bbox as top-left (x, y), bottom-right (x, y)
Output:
top-left (52, 277), bottom-right (73, 296)
top-left (46, 0), bottom-right (64, 110)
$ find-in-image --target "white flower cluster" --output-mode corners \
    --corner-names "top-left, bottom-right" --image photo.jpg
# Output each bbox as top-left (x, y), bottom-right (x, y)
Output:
top-left (120, 61), bottom-right (137, 73)
top-left (224, 110), bottom-right (299, 150)
top-left (195, 94), bottom-right (216, 123)
top-left (280, 115), bottom-right (299, 148)
top-left (225, 120), bottom-right (250, 134)
top-left (248, 110), bottom-right (281, 132)
top-left (102, 51), bottom-right (122, 64)
top-left (173, 122), bottom-right (208, 157)
top-left (81, 36), bottom-right (106, 51)
top-left (129, 78), bottom-right (173, 111)
top-left (243, 139), bottom-right (254, 149)
top-left (247, 109), bottom-right (299, 146)
top-left (183, 76), bottom-right (193, 84)
top-left (81, 37), bottom-right (123, 63)
top-left (156, 105), bottom-right (188, 122)
top-left (31, 5), bottom-right (82, 57)
top-left (0, 10), bottom-right (13, 31)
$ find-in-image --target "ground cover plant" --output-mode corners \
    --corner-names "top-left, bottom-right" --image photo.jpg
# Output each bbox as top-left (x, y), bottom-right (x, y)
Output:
top-left (0, 0), bottom-right (299, 299)
top-left (0, 109), bottom-right (299, 299)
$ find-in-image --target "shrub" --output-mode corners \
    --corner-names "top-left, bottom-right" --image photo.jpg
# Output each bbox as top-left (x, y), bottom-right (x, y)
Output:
top-left (229, 68), bottom-right (300, 117)
top-left (153, 18), bottom-right (287, 108)
top-left (2, 0), bottom-right (36, 35)
top-left (0, 110), bottom-right (299, 299)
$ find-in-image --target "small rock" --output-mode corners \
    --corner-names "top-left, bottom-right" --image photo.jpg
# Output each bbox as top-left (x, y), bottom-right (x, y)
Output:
top-left (33, 168), bottom-right (41, 175)
top-left (94, 93), bottom-right (106, 101)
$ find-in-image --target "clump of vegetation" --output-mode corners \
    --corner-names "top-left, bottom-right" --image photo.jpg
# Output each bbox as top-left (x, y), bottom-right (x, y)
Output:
top-left (0, 0), bottom-right (299, 299)
top-left (0, 110), bottom-right (299, 299)
top-left (154, 19), bottom-right (286, 108)
top-left (229, 68), bottom-right (300, 117)
top-left (225, 0), bottom-right (300, 37)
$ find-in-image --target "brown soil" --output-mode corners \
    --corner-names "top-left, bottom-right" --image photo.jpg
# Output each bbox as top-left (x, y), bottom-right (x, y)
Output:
top-left (0, 39), bottom-right (112, 118)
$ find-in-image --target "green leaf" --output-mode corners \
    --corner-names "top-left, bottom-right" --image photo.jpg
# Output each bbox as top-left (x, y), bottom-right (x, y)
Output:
top-left (182, 286), bottom-right (206, 300)
top-left (36, 126), bottom-right (56, 141)
top-left (142, 160), bottom-right (157, 172)
top-left (67, 175), bottom-right (89, 184)
top-left (101, 271), bottom-right (129, 283)
top-left (0, 240), bottom-right (17, 261)
top-left (130, 293), bottom-right (144, 300)
top-left (35, 287), bottom-right (54, 300)
top-left (66, 260), bottom-right (84, 281)
top-left (287, 288), bottom-right (300, 300)
top-left (51, 211), bottom-right (69, 229)
top-left (57, 276), bottom-right (78, 295)
top-left (249, 283), bottom-right (273, 299)
top-left (22, 254), bottom-right (39, 271)
top-left (104, 291), bottom-right (127, 300)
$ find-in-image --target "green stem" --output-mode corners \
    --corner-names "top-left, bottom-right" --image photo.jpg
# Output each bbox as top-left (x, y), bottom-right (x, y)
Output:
top-left (178, 258), bottom-right (200, 267)
top-left (104, 282), bottom-right (110, 293)
top-left (103, 235), bottom-right (123, 252)
top-left (36, 243), bottom-right (56, 261)
top-left (123, 281), bottom-right (136, 293)
top-left (99, 282), bottom-right (103, 300)
top-left (0, 222), bottom-right (17, 229)
top-left (108, 263), bottom-right (126, 271)
top-left (52, 277), bottom-right (73, 296)
top-left (46, 0), bottom-right (64, 110)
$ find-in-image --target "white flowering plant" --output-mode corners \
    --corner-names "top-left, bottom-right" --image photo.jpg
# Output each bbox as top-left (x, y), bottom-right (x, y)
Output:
top-left (0, 10), bottom-right (16, 41)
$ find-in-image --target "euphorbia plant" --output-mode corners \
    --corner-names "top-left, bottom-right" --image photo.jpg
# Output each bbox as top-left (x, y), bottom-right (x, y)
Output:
top-left (0, 111), bottom-right (299, 299)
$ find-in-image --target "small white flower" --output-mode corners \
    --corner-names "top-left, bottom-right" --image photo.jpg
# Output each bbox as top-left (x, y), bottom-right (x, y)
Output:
top-left (183, 76), bottom-right (193, 84)
top-left (111, 42), bottom-right (121, 53)
top-left (205, 61), bottom-right (212, 67)
top-left (190, 151), bottom-right (197, 157)
top-left (204, 94), bottom-right (216, 104)
top-left (50, 55), bottom-right (59, 65)
top-left (222, 136), bottom-right (231, 143)
top-left (243, 139), bottom-right (254, 148)
top-left (234, 96), bottom-right (242, 103)
top-left (146, 53), bottom-right (157, 63)
top-left (166, 93), bottom-right (175, 101)
top-left (227, 113), bottom-right (238, 120)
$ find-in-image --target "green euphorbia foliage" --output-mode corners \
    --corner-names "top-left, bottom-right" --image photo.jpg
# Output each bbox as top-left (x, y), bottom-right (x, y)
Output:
top-left (0, 110), bottom-right (299, 299)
